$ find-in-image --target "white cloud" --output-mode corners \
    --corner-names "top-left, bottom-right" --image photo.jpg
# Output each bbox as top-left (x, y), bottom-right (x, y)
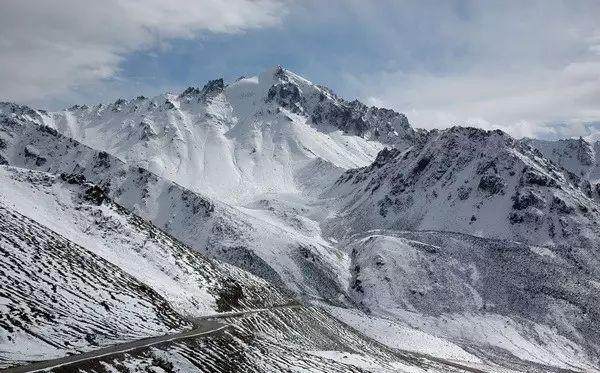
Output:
top-left (0, 0), bottom-right (285, 104)
top-left (356, 60), bottom-right (600, 139)
top-left (343, 1), bottom-right (600, 139)
top-left (3, 0), bottom-right (600, 141)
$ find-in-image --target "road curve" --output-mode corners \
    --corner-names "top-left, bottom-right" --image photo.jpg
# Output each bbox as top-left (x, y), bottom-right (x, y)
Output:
top-left (2, 302), bottom-right (301, 373)
top-left (1, 301), bottom-right (523, 373)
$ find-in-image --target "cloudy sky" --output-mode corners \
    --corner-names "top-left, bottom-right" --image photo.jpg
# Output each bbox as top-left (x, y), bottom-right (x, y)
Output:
top-left (2, 0), bottom-right (600, 139)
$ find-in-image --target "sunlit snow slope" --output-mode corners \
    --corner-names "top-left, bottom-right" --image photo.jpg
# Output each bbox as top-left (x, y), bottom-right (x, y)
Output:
top-left (31, 67), bottom-right (417, 202)
top-left (2, 66), bottom-right (600, 372)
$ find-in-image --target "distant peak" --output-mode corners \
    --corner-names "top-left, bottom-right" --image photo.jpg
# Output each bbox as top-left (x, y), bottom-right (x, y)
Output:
top-left (180, 78), bottom-right (224, 100)
top-left (258, 65), bottom-right (312, 87)
top-left (258, 65), bottom-right (289, 84)
top-left (273, 65), bottom-right (286, 79)
top-left (202, 78), bottom-right (225, 94)
top-left (180, 86), bottom-right (201, 97)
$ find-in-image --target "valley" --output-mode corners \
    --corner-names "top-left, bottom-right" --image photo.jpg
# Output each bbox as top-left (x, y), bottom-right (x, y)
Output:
top-left (1, 67), bottom-right (599, 372)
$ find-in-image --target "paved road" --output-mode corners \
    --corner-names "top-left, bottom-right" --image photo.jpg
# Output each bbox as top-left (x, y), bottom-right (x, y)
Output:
top-left (2, 302), bottom-right (301, 373)
top-left (2, 301), bottom-right (550, 373)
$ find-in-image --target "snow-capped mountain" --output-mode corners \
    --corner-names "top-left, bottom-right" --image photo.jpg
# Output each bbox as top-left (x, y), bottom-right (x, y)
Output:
top-left (525, 137), bottom-right (600, 183)
top-left (0, 165), bottom-right (295, 365)
top-left (2, 67), bottom-right (600, 372)
top-left (0, 112), bottom-right (350, 302)
top-left (343, 230), bottom-right (600, 370)
top-left (2, 66), bottom-right (416, 203)
top-left (320, 126), bottom-right (600, 370)
top-left (325, 127), bottom-right (600, 248)
top-left (1, 167), bottom-right (467, 373)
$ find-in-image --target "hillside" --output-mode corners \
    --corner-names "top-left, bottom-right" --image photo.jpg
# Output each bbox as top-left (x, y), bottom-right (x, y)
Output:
top-left (1, 68), bottom-right (600, 372)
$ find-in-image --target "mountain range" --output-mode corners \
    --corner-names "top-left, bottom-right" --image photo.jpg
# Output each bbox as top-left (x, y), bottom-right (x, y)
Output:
top-left (1, 66), bottom-right (600, 372)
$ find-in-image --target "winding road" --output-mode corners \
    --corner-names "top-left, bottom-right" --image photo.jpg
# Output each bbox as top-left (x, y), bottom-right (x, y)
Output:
top-left (4, 301), bottom-right (576, 373)
top-left (2, 303), bottom-right (302, 373)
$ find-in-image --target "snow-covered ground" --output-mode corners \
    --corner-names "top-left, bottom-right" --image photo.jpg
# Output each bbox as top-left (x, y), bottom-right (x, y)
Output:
top-left (0, 203), bottom-right (185, 367)
top-left (324, 306), bottom-right (482, 364)
top-left (2, 67), bottom-right (600, 371)
top-left (335, 230), bottom-right (600, 371)
top-left (10, 68), bottom-right (388, 204)
top-left (0, 167), bottom-right (288, 318)
top-left (0, 166), bottom-right (293, 368)
top-left (324, 127), bottom-right (600, 249)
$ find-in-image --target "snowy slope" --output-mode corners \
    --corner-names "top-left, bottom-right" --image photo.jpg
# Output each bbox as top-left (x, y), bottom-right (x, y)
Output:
top-left (0, 67), bottom-right (418, 302)
top-left (525, 137), bottom-right (600, 188)
top-left (0, 165), bottom-right (298, 367)
top-left (0, 166), bottom-right (288, 317)
top-left (339, 230), bottom-right (600, 371)
top-left (325, 127), bottom-right (600, 248)
top-left (0, 107), bottom-right (350, 301)
top-left (0, 203), bottom-right (186, 368)
top-left (3, 67), bottom-right (600, 372)
top-left (32, 305), bottom-right (523, 373)
top-left (0, 67), bottom-right (412, 203)
top-left (0, 169), bottom-right (508, 372)
top-left (320, 127), bottom-right (600, 370)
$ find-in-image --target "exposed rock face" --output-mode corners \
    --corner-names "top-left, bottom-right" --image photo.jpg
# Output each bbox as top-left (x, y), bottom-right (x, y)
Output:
top-left (3, 67), bottom-right (600, 372)
top-left (525, 137), bottom-right (597, 177)
top-left (326, 126), bottom-right (600, 248)
top-left (310, 98), bottom-right (416, 145)
top-left (266, 80), bottom-right (304, 113)
top-left (261, 66), bottom-right (419, 147)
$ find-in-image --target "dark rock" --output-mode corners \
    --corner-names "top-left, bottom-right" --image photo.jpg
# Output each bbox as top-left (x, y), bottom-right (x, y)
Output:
top-left (457, 186), bottom-right (471, 200)
top-left (163, 100), bottom-right (176, 110)
top-left (215, 283), bottom-right (245, 312)
top-left (38, 125), bottom-right (58, 137)
top-left (83, 185), bottom-right (107, 205)
top-left (95, 151), bottom-right (111, 169)
top-left (23, 146), bottom-right (46, 166)
top-left (523, 167), bottom-right (558, 188)
top-left (266, 82), bottom-right (303, 114)
top-left (61, 173), bottom-right (87, 185)
top-left (201, 79), bottom-right (225, 99)
top-left (373, 148), bottom-right (400, 168)
top-left (412, 157), bottom-right (431, 175)
top-left (112, 98), bottom-right (126, 111)
top-left (551, 196), bottom-right (574, 214)
top-left (478, 174), bottom-right (505, 195)
top-left (180, 87), bottom-right (201, 97)
top-left (512, 190), bottom-right (545, 210)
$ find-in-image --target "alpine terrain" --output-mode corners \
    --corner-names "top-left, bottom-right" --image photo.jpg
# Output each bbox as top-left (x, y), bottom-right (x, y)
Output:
top-left (1, 66), bottom-right (600, 372)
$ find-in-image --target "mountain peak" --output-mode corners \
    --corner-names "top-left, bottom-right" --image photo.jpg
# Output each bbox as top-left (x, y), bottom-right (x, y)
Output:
top-left (179, 78), bottom-right (225, 101)
top-left (326, 123), bottom-right (600, 249)
top-left (256, 66), bottom-right (320, 94)
top-left (259, 65), bottom-right (295, 82)
top-left (3, 64), bottom-right (600, 372)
